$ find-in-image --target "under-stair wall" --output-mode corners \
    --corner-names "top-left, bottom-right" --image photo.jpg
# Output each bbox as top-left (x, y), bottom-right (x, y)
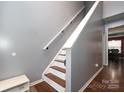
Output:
top-left (0, 1), bottom-right (85, 83)
top-left (64, 1), bottom-right (104, 91)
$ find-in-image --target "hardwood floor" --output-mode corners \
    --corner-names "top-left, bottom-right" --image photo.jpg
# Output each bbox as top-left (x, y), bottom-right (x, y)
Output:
top-left (30, 59), bottom-right (124, 92)
top-left (84, 59), bottom-right (124, 92)
top-left (30, 81), bottom-right (57, 92)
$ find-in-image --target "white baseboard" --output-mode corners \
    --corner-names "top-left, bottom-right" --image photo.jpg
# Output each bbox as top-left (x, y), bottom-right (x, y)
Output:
top-left (104, 64), bottom-right (108, 66)
top-left (79, 66), bottom-right (104, 92)
top-left (30, 79), bottom-right (43, 87)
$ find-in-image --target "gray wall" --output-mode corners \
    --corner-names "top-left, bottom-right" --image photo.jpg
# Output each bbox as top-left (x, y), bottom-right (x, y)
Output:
top-left (84, 1), bottom-right (95, 15)
top-left (0, 1), bottom-right (84, 82)
top-left (103, 1), bottom-right (124, 18)
top-left (71, 2), bottom-right (104, 91)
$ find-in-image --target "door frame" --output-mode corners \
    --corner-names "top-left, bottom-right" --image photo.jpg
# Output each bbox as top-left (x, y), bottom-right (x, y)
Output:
top-left (104, 20), bottom-right (124, 66)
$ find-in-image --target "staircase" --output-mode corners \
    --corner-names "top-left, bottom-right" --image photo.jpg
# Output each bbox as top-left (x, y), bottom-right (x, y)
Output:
top-left (40, 1), bottom-right (101, 92)
top-left (42, 48), bottom-right (66, 92)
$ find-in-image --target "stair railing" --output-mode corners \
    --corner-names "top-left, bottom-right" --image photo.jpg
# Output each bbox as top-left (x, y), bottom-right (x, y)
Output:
top-left (64, 1), bottom-right (100, 91)
top-left (43, 6), bottom-right (85, 50)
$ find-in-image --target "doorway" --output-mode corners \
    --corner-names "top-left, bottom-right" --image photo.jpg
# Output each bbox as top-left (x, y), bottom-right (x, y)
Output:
top-left (108, 25), bottom-right (124, 63)
top-left (84, 25), bottom-right (124, 92)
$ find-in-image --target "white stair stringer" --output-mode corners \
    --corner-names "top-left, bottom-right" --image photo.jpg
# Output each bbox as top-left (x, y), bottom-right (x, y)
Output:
top-left (47, 68), bottom-right (65, 80)
top-left (42, 46), bottom-right (66, 92)
top-left (43, 75), bottom-right (65, 92)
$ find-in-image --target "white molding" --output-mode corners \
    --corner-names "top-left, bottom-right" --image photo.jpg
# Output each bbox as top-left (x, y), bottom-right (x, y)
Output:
top-left (65, 48), bottom-right (71, 92)
top-left (43, 6), bottom-right (85, 50)
top-left (30, 79), bottom-right (43, 87)
top-left (79, 66), bottom-right (104, 92)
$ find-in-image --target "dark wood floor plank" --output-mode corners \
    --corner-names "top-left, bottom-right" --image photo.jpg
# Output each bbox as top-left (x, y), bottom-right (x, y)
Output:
top-left (55, 59), bottom-right (64, 63)
top-left (59, 54), bottom-right (66, 56)
top-left (30, 81), bottom-right (57, 92)
top-left (84, 59), bottom-right (124, 92)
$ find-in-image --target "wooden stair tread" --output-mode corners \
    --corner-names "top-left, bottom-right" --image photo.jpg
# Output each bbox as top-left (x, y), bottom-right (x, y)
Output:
top-left (62, 48), bottom-right (66, 50)
top-left (59, 54), bottom-right (66, 56)
top-left (45, 73), bottom-right (65, 88)
top-left (55, 59), bottom-right (65, 63)
top-left (50, 66), bottom-right (66, 73)
top-left (32, 81), bottom-right (57, 92)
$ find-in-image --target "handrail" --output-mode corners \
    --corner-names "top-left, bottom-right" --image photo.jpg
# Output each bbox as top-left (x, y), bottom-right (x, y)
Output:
top-left (43, 6), bottom-right (85, 50)
top-left (63, 1), bottom-right (99, 49)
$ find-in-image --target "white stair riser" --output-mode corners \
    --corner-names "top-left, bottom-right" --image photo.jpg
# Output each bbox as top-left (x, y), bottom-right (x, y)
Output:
top-left (47, 68), bottom-right (65, 80)
top-left (60, 50), bottom-right (66, 55)
top-left (43, 75), bottom-right (65, 92)
top-left (57, 55), bottom-right (66, 59)
top-left (56, 55), bottom-right (66, 60)
top-left (52, 62), bottom-right (66, 69)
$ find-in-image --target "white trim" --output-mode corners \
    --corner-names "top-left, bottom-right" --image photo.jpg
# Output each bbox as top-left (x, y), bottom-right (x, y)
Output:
top-left (102, 30), bottom-right (106, 66)
top-left (30, 79), bottom-right (43, 87)
top-left (65, 48), bottom-right (71, 92)
top-left (79, 66), bottom-right (104, 92)
top-left (43, 6), bottom-right (85, 50)
top-left (109, 35), bottom-right (124, 38)
top-left (104, 23), bottom-right (109, 66)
